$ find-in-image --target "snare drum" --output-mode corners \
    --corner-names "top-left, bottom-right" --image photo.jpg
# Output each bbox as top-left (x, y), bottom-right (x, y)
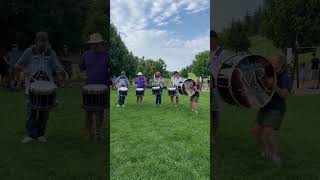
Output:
top-left (178, 79), bottom-right (196, 96)
top-left (168, 87), bottom-right (177, 96)
top-left (152, 87), bottom-right (161, 95)
top-left (119, 87), bottom-right (128, 96)
top-left (29, 81), bottom-right (57, 110)
top-left (136, 88), bottom-right (145, 97)
top-left (217, 54), bottom-right (276, 108)
top-left (81, 84), bottom-right (108, 110)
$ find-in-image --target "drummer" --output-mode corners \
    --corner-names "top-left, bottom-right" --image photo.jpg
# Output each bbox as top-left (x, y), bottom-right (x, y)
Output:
top-left (79, 32), bottom-right (110, 141)
top-left (189, 79), bottom-right (201, 114)
top-left (170, 71), bottom-right (183, 107)
top-left (210, 30), bottom-right (229, 144)
top-left (135, 72), bottom-right (146, 107)
top-left (253, 55), bottom-right (292, 165)
top-left (15, 31), bottom-right (65, 143)
top-left (154, 71), bottom-right (165, 107)
top-left (115, 71), bottom-right (129, 107)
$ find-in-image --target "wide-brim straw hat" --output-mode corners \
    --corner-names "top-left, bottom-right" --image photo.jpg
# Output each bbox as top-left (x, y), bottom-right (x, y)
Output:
top-left (137, 72), bottom-right (143, 76)
top-left (87, 33), bottom-right (105, 44)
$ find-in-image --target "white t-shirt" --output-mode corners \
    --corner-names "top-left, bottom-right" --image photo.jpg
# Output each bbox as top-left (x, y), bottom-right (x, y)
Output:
top-left (210, 46), bottom-right (229, 79)
top-left (171, 76), bottom-right (183, 87)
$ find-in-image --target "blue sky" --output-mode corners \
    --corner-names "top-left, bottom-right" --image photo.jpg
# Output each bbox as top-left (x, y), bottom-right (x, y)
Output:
top-left (111, 0), bottom-right (210, 71)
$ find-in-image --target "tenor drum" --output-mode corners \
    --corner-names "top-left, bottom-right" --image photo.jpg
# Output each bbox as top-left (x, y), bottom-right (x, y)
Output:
top-left (217, 54), bottom-right (276, 108)
top-left (168, 87), bottom-right (177, 96)
top-left (82, 84), bottom-right (108, 110)
top-left (119, 87), bottom-right (128, 96)
top-left (178, 79), bottom-right (196, 96)
top-left (152, 87), bottom-right (161, 95)
top-left (136, 88), bottom-right (145, 97)
top-left (29, 81), bottom-right (57, 110)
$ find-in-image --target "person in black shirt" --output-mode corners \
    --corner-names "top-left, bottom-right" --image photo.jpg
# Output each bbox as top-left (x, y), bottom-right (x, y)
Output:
top-left (310, 53), bottom-right (319, 89)
top-left (253, 54), bottom-right (292, 165)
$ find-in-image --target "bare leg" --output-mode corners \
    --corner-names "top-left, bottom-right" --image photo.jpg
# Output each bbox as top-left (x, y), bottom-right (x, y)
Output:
top-left (193, 102), bottom-right (198, 112)
top-left (263, 127), bottom-right (278, 161)
top-left (176, 96), bottom-right (179, 107)
top-left (252, 124), bottom-right (265, 155)
top-left (170, 96), bottom-right (174, 106)
top-left (95, 110), bottom-right (105, 141)
top-left (85, 110), bottom-right (94, 141)
top-left (189, 101), bottom-right (193, 110)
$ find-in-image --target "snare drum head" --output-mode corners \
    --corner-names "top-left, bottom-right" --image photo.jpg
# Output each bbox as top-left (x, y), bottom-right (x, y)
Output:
top-left (152, 87), bottom-right (160, 90)
top-left (30, 81), bottom-right (57, 92)
top-left (119, 87), bottom-right (128, 91)
top-left (168, 87), bottom-right (176, 91)
top-left (83, 84), bottom-right (108, 91)
top-left (136, 88), bottom-right (144, 91)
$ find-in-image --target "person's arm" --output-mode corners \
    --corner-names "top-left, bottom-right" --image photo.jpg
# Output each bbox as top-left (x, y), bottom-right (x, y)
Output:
top-left (52, 51), bottom-right (69, 81)
top-left (15, 49), bottom-right (31, 77)
top-left (79, 53), bottom-right (86, 72)
top-left (274, 86), bottom-right (289, 99)
top-left (274, 75), bottom-right (291, 99)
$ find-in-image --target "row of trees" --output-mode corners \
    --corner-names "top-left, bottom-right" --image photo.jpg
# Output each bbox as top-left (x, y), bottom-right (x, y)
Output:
top-left (110, 24), bottom-right (170, 78)
top-left (0, 0), bottom-right (108, 51)
top-left (218, 0), bottom-right (320, 53)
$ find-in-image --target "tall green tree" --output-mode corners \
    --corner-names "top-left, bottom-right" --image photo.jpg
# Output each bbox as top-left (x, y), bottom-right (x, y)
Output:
top-left (261, 0), bottom-right (320, 51)
top-left (222, 20), bottom-right (251, 52)
top-left (137, 58), bottom-right (167, 78)
top-left (110, 24), bottom-right (137, 78)
top-left (190, 50), bottom-right (210, 81)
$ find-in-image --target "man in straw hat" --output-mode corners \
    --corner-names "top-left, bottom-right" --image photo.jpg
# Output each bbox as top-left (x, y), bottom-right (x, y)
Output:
top-left (135, 72), bottom-right (146, 107)
top-left (15, 31), bottom-right (66, 143)
top-left (79, 32), bottom-right (110, 141)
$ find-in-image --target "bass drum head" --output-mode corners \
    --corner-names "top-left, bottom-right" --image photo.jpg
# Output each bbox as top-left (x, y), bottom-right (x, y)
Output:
top-left (218, 54), bottom-right (276, 109)
top-left (178, 79), bottom-right (196, 96)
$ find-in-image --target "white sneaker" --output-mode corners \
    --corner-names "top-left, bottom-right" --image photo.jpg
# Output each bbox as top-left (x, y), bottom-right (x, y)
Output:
top-left (121, 105), bottom-right (125, 107)
top-left (37, 136), bottom-right (47, 143)
top-left (116, 104), bottom-right (121, 107)
top-left (194, 111), bottom-right (199, 114)
top-left (21, 136), bottom-right (33, 144)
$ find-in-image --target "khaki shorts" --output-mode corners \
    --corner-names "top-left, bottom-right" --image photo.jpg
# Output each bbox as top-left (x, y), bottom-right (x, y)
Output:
top-left (256, 109), bottom-right (285, 130)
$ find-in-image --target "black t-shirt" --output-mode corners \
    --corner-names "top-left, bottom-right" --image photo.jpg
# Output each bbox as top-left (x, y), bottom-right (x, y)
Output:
top-left (311, 58), bottom-right (320, 70)
top-left (262, 71), bottom-right (292, 113)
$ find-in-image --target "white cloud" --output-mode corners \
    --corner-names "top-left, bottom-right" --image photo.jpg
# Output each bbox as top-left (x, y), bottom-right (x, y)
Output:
top-left (111, 0), bottom-right (209, 71)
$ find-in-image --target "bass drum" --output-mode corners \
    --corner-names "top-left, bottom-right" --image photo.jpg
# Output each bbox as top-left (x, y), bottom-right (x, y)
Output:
top-left (178, 79), bottom-right (196, 96)
top-left (217, 54), bottom-right (276, 109)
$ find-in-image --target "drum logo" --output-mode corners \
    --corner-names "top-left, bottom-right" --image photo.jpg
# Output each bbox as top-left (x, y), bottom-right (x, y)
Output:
top-left (238, 63), bottom-right (264, 87)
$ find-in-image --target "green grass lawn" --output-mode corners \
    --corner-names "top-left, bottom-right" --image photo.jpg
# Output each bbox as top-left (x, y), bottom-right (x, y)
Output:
top-left (110, 89), bottom-right (210, 180)
top-left (0, 87), bottom-right (107, 180)
top-left (213, 95), bottom-right (320, 180)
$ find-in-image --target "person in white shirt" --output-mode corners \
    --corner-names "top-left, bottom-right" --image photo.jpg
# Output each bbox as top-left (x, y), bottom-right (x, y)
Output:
top-left (210, 30), bottom-right (229, 144)
top-left (170, 71), bottom-right (183, 107)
